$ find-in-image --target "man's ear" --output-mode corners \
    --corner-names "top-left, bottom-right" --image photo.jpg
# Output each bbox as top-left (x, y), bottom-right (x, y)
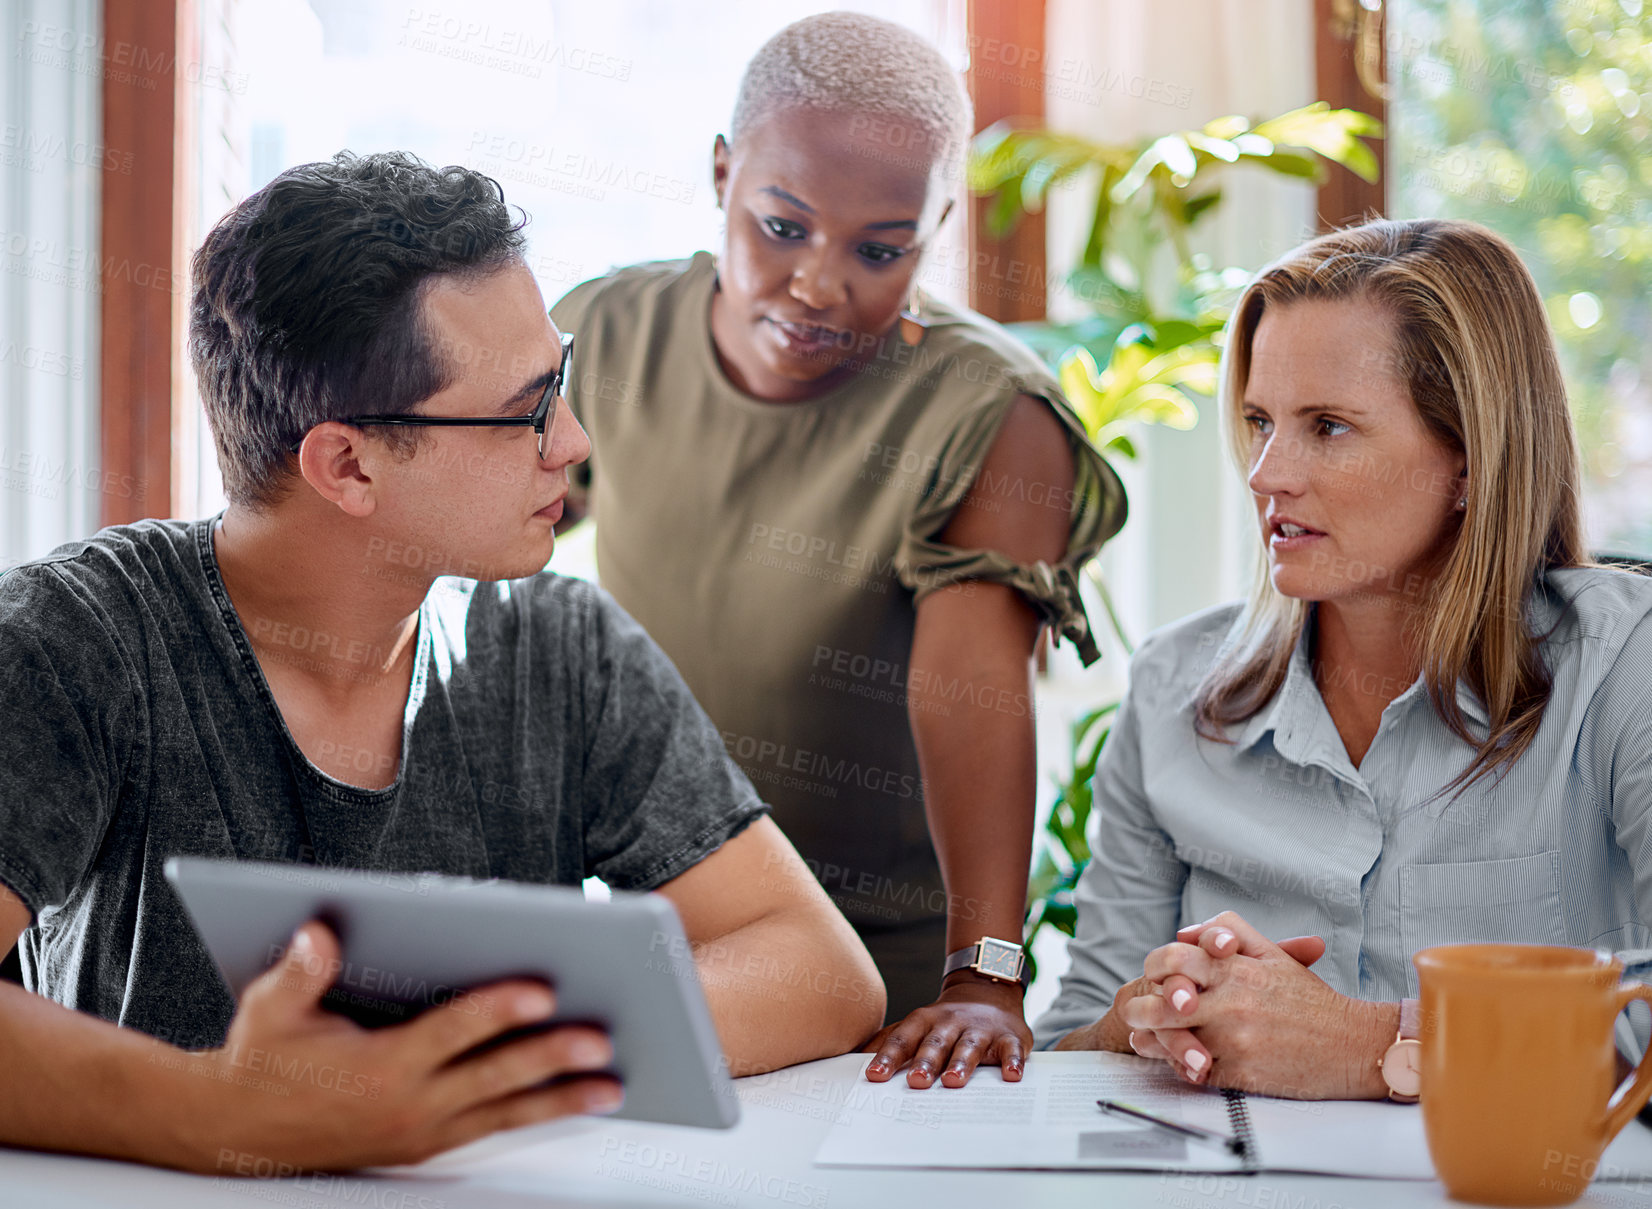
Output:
top-left (712, 134), bottom-right (731, 210)
top-left (294, 423), bottom-right (379, 518)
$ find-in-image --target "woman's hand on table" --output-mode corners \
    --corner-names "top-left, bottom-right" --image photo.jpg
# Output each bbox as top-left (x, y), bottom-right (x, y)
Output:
top-left (1120, 910), bottom-right (1395, 1100)
top-left (861, 978), bottom-right (1031, 1087)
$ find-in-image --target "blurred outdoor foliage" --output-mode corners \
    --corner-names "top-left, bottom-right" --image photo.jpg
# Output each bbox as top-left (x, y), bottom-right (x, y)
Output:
top-left (1390, 0), bottom-right (1652, 554)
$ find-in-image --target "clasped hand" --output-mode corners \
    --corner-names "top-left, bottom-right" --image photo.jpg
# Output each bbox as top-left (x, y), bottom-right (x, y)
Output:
top-left (1119, 911), bottom-right (1390, 1100)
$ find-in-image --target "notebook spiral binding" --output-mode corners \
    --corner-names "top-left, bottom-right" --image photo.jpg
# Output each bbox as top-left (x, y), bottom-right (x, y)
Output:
top-left (1222, 1089), bottom-right (1260, 1171)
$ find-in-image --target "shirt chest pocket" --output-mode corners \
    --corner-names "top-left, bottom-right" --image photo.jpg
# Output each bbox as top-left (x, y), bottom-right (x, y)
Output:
top-left (1399, 851), bottom-right (1567, 976)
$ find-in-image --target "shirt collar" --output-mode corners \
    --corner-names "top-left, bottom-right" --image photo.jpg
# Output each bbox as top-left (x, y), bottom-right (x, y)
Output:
top-left (1227, 607), bottom-right (1492, 757)
top-left (1451, 680), bottom-right (1490, 729)
top-left (1231, 613), bottom-right (1318, 757)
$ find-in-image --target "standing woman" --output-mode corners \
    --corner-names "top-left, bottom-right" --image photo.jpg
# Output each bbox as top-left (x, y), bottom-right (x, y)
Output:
top-left (552, 12), bottom-right (1126, 1086)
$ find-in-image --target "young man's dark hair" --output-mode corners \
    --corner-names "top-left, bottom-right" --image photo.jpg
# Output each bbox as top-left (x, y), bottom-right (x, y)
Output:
top-left (0, 150), bottom-right (882, 1174)
top-left (189, 151), bottom-right (527, 508)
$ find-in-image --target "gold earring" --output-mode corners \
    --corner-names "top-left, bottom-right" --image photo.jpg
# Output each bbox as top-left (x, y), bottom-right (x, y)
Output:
top-left (898, 285), bottom-right (928, 346)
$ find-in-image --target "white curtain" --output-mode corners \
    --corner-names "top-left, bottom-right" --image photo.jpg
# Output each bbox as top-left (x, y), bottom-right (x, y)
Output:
top-left (0, 0), bottom-right (103, 568)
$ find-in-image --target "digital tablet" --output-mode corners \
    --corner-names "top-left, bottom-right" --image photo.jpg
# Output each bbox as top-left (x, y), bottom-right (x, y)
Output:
top-left (164, 856), bottom-right (738, 1129)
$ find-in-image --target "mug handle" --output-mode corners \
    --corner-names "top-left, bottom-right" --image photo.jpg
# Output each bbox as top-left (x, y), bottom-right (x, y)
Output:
top-left (1604, 984), bottom-right (1652, 1141)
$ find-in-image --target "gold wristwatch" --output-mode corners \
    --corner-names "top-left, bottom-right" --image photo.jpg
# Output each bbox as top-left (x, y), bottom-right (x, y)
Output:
top-left (942, 937), bottom-right (1030, 988)
top-left (1378, 998), bottom-right (1422, 1103)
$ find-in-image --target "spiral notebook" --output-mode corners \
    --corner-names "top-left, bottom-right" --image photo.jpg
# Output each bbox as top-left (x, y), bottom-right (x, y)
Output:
top-left (811, 1052), bottom-right (1652, 1180)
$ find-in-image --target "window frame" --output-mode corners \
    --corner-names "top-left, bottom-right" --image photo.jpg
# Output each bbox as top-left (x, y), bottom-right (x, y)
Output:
top-left (99, 0), bottom-right (193, 526)
top-left (1314, 0), bottom-right (1389, 228)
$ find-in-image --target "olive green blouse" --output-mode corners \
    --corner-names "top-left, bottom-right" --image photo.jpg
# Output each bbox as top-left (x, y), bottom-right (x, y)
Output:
top-left (551, 252), bottom-right (1126, 934)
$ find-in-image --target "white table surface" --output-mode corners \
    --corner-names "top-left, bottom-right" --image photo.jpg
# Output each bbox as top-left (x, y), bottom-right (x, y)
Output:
top-left (0, 1053), bottom-right (1641, 1209)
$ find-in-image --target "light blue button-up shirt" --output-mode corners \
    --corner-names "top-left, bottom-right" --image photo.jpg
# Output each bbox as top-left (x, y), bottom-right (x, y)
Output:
top-left (1034, 567), bottom-right (1652, 1048)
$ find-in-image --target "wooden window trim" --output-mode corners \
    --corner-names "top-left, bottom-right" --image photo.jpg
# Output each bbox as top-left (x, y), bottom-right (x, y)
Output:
top-left (100, 0), bottom-right (193, 526)
top-left (965, 0), bottom-right (1047, 323)
top-left (1315, 0), bottom-right (1389, 229)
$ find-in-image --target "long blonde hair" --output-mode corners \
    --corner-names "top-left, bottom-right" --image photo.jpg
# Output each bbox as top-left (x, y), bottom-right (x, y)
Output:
top-left (1193, 219), bottom-right (1588, 791)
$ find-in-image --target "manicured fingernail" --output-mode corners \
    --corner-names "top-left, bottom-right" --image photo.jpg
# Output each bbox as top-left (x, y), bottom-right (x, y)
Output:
top-left (1171, 989), bottom-right (1192, 1012)
top-left (586, 1085), bottom-right (623, 1114)
top-left (913, 1065), bottom-right (930, 1078)
top-left (515, 989), bottom-right (555, 1018)
top-left (1186, 1050), bottom-right (1207, 1073)
top-left (1215, 930), bottom-right (1235, 950)
top-left (573, 1038), bottom-right (610, 1066)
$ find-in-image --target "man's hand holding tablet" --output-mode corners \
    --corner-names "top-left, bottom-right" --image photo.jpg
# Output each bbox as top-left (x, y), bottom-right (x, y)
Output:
top-left (191, 919), bottom-right (620, 1175)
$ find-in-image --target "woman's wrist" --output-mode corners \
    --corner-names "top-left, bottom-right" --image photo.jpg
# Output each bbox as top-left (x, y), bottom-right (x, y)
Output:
top-left (1344, 998), bottom-right (1404, 1099)
top-left (939, 969), bottom-right (1026, 1008)
top-left (1054, 979), bottom-right (1147, 1053)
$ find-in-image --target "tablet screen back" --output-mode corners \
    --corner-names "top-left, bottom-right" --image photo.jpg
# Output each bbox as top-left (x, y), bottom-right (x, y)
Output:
top-left (164, 857), bottom-right (738, 1129)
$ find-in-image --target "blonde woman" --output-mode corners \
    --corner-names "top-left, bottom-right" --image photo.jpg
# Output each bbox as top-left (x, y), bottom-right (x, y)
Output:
top-left (1037, 218), bottom-right (1652, 1101)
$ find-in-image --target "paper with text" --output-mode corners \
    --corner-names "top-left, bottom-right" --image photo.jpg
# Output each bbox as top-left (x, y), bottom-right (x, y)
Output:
top-left (815, 1052), bottom-right (1652, 1181)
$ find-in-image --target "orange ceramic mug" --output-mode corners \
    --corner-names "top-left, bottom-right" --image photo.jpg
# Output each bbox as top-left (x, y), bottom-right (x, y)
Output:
top-left (1414, 944), bottom-right (1652, 1206)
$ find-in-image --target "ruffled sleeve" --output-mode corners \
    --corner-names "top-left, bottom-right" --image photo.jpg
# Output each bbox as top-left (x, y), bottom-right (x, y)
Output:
top-left (894, 387), bottom-right (1127, 666)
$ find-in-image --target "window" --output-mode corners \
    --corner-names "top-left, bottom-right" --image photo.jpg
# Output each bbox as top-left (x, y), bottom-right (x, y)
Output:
top-left (1389, 0), bottom-right (1652, 554)
top-left (182, 0), bottom-right (970, 549)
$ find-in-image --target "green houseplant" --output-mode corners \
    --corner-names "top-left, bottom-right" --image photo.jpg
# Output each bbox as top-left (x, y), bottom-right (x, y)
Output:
top-left (970, 103), bottom-right (1384, 970)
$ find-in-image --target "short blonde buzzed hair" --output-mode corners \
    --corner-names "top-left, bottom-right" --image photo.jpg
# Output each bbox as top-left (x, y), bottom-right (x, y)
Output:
top-left (730, 11), bottom-right (973, 186)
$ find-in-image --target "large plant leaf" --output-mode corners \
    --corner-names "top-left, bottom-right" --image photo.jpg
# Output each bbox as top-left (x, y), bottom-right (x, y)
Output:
top-left (1202, 114), bottom-right (1252, 140)
top-left (1117, 384), bottom-right (1200, 430)
top-left (1249, 148), bottom-right (1325, 181)
top-left (969, 124), bottom-right (1134, 208)
top-left (1252, 102), bottom-right (1385, 182)
top-left (1025, 700), bottom-right (1120, 944)
top-left (1058, 331), bottom-right (1215, 441)
top-left (1184, 133), bottom-right (1240, 164)
top-left (1081, 164), bottom-right (1121, 269)
top-left (1111, 134), bottom-right (1200, 203)
top-left (985, 184), bottom-right (1027, 238)
top-left (1183, 189), bottom-right (1223, 225)
top-left (1004, 314), bottom-right (1131, 367)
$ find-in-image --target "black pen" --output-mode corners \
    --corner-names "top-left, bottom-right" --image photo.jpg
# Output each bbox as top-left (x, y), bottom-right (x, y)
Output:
top-left (1096, 1099), bottom-right (1246, 1156)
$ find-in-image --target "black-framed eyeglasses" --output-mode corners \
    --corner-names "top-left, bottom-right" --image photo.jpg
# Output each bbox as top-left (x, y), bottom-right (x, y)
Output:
top-left (292, 332), bottom-right (574, 460)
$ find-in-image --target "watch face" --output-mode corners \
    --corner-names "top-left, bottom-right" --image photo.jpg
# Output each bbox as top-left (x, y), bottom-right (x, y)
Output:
top-left (976, 938), bottom-right (1023, 980)
top-left (1384, 1039), bottom-right (1423, 1098)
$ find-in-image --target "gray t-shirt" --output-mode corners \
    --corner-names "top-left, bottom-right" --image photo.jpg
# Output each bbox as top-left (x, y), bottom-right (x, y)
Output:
top-left (0, 517), bottom-right (767, 1050)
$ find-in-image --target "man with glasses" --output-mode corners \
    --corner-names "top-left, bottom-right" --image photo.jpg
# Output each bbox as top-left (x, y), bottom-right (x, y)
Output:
top-left (0, 152), bottom-right (884, 1173)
